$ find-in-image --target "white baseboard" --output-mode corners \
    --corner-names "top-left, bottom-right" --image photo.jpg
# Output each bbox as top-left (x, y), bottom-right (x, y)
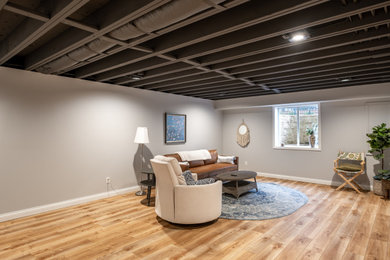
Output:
top-left (257, 172), bottom-right (373, 191)
top-left (0, 186), bottom-right (139, 222)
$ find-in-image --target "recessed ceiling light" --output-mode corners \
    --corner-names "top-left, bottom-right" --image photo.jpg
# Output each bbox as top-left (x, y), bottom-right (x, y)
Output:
top-left (284, 31), bottom-right (310, 43)
top-left (340, 78), bottom-right (351, 82)
top-left (130, 73), bottom-right (144, 80)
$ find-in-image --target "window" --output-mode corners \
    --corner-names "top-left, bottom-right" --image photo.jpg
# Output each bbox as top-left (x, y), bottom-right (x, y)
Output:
top-left (274, 103), bottom-right (320, 150)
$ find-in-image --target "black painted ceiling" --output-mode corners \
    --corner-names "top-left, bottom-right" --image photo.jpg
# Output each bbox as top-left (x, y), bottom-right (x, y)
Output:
top-left (1, 0), bottom-right (390, 100)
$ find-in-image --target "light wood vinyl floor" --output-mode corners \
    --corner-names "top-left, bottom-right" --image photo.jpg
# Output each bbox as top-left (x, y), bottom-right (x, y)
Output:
top-left (1, 177), bottom-right (389, 260)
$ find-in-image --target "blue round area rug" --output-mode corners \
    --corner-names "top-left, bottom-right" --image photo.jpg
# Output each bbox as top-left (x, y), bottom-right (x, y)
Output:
top-left (221, 182), bottom-right (308, 220)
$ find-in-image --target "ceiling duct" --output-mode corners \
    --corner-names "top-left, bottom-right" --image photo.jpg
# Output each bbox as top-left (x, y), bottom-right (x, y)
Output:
top-left (109, 0), bottom-right (225, 40)
top-left (36, 0), bottom-right (224, 74)
top-left (36, 39), bottom-right (114, 74)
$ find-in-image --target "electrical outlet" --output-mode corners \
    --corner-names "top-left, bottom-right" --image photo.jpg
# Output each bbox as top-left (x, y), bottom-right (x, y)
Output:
top-left (244, 161), bottom-right (248, 165)
top-left (106, 177), bottom-right (111, 184)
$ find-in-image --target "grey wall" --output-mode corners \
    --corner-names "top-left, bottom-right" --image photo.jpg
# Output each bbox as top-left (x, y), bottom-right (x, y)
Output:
top-left (0, 67), bottom-right (222, 214)
top-left (222, 99), bottom-right (390, 189)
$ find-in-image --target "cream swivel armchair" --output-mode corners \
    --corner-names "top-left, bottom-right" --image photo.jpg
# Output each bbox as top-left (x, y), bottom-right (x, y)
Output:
top-left (150, 155), bottom-right (222, 224)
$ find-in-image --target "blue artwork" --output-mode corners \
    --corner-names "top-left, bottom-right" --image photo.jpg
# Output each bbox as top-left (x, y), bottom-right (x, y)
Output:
top-left (165, 113), bottom-right (186, 143)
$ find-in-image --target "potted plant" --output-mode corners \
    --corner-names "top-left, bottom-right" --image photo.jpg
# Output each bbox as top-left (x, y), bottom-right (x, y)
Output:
top-left (306, 124), bottom-right (318, 148)
top-left (366, 123), bottom-right (390, 196)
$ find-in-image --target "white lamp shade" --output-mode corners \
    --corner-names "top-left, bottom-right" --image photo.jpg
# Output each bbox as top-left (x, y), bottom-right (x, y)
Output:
top-left (134, 127), bottom-right (149, 144)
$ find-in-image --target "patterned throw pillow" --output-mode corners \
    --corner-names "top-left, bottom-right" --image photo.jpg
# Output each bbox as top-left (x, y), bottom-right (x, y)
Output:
top-left (337, 151), bottom-right (363, 161)
top-left (182, 170), bottom-right (215, 185)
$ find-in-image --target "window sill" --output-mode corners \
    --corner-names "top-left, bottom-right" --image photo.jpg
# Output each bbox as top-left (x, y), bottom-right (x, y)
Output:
top-left (273, 146), bottom-right (321, 152)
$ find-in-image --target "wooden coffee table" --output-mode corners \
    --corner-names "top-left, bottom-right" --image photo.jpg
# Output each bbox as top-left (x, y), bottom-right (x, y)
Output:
top-left (216, 170), bottom-right (258, 198)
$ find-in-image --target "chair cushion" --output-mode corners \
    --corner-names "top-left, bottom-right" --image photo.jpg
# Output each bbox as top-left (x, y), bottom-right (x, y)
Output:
top-left (336, 163), bottom-right (362, 172)
top-left (182, 170), bottom-right (215, 185)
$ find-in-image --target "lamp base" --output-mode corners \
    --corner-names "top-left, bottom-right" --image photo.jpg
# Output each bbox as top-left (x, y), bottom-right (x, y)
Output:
top-left (135, 190), bottom-right (146, 196)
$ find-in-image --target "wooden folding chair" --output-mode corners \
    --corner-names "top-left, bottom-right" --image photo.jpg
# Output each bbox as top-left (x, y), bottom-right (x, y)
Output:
top-left (334, 152), bottom-right (365, 193)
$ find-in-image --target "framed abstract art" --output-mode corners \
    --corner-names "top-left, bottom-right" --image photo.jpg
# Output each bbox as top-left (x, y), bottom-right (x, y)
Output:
top-left (165, 113), bottom-right (186, 144)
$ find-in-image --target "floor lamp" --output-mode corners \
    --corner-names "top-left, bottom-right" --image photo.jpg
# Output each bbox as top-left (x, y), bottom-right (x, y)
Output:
top-left (134, 126), bottom-right (149, 196)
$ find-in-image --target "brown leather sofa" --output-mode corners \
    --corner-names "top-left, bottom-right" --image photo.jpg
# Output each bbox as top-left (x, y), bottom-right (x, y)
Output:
top-left (165, 149), bottom-right (238, 179)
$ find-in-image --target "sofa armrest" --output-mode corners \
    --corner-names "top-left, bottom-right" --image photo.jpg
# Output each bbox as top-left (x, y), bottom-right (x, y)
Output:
top-left (179, 163), bottom-right (190, 172)
top-left (174, 181), bottom-right (222, 224)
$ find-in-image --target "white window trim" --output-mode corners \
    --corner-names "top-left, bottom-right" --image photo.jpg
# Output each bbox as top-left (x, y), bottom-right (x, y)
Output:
top-left (272, 102), bottom-right (322, 151)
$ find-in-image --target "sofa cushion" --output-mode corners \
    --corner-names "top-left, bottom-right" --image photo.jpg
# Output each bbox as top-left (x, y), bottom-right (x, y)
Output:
top-left (191, 163), bottom-right (238, 179)
top-left (188, 160), bottom-right (205, 168)
top-left (204, 149), bottom-right (218, 165)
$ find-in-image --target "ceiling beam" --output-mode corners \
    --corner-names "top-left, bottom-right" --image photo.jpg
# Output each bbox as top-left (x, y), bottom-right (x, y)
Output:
top-left (129, 44), bottom-right (390, 89)
top-left (0, 0), bottom-right (90, 65)
top-left (254, 63), bottom-right (390, 86)
top-left (199, 12), bottom-right (390, 66)
top-left (250, 55), bottom-right (390, 83)
top-left (126, 35), bottom-right (390, 87)
top-left (112, 63), bottom-right (195, 84)
top-left (24, 0), bottom-right (169, 70)
top-left (2, 2), bottom-right (49, 22)
top-left (26, 0), bottom-right (246, 74)
top-left (235, 48), bottom-right (390, 79)
top-left (56, 0), bottom-right (245, 75)
top-left (173, 67), bottom-right (390, 97)
top-left (173, 0), bottom-right (390, 60)
top-left (160, 56), bottom-right (390, 93)
top-left (174, 67), bottom-right (390, 96)
top-left (75, 0), bottom-right (390, 80)
top-left (128, 68), bottom-right (209, 87)
top-left (74, 0), bottom-right (326, 78)
top-left (141, 77), bottom-right (236, 91)
top-left (137, 71), bottom-right (223, 90)
top-left (97, 57), bottom-right (173, 82)
top-left (0, 0), bottom-right (7, 11)
top-left (229, 37), bottom-right (390, 75)
top-left (198, 76), bottom-right (390, 100)
top-left (106, 15), bottom-right (390, 84)
top-left (212, 25), bottom-right (390, 70)
top-left (158, 80), bottom-right (245, 93)
top-left (149, 0), bottom-right (326, 53)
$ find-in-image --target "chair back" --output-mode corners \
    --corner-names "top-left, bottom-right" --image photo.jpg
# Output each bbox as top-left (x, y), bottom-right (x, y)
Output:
top-left (150, 156), bottom-right (180, 222)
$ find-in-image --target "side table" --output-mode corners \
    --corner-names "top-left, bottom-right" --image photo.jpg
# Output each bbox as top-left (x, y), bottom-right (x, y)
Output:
top-left (140, 169), bottom-right (155, 206)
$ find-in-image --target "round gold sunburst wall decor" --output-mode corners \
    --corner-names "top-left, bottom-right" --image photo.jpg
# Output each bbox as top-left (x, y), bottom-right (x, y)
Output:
top-left (237, 121), bottom-right (250, 148)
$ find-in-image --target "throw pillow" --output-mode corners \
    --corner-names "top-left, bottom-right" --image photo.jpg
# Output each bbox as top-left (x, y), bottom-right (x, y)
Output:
top-left (337, 151), bottom-right (363, 161)
top-left (182, 170), bottom-right (196, 185)
top-left (182, 170), bottom-right (215, 185)
top-left (217, 155), bottom-right (235, 164)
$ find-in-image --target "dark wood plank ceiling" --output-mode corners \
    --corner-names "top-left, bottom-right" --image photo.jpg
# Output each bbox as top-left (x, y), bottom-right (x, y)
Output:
top-left (1, 0), bottom-right (390, 100)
